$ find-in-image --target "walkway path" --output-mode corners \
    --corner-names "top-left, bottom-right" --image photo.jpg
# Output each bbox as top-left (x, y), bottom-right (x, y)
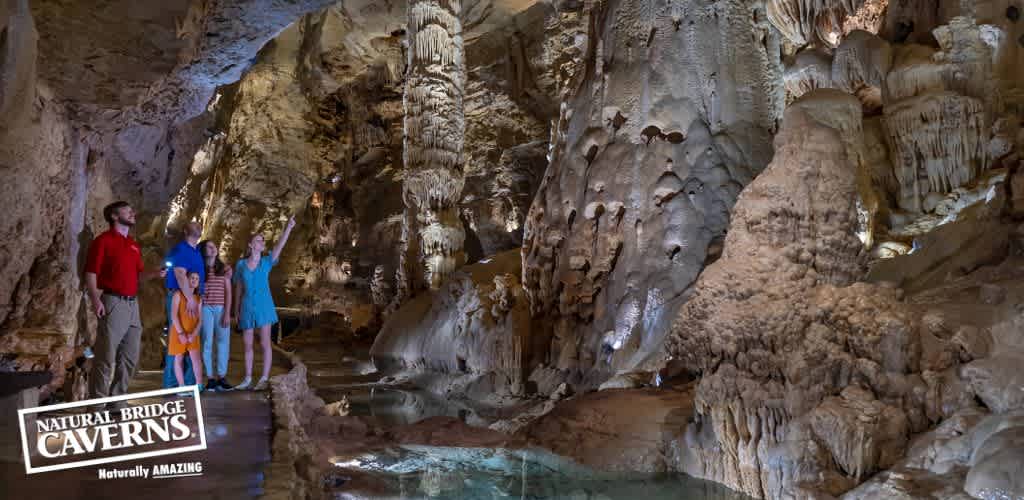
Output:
top-left (0, 334), bottom-right (289, 500)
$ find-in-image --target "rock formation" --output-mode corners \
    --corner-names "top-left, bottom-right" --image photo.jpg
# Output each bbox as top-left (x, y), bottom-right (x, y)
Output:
top-left (662, 88), bottom-right (1023, 499)
top-left (397, 0), bottom-right (469, 295)
top-left (372, 250), bottom-right (531, 398)
top-left (522, 0), bottom-right (784, 391)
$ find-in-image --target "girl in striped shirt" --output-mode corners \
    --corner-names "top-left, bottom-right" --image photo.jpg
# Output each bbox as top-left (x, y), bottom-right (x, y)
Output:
top-left (200, 240), bottom-right (234, 391)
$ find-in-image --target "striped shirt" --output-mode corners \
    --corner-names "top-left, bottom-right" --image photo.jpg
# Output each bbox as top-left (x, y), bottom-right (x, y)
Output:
top-left (204, 274), bottom-right (229, 306)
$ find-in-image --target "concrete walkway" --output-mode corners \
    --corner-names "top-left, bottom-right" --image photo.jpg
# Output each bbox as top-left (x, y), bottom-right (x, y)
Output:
top-left (0, 333), bottom-right (290, 500)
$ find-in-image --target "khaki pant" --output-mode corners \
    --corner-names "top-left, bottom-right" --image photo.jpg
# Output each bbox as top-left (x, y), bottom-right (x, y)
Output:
top-left (88, 294), bottom-right (142, 400)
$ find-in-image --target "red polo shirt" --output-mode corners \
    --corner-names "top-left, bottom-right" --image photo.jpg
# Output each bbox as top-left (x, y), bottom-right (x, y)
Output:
top-left (85, 228), bottom-right (144, 297)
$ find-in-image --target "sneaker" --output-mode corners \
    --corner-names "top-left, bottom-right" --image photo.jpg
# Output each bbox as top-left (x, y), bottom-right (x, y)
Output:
top-left (252, 378), bottom-right (269, 391)
top-left (217, 379), bottom-right (234, 391)
top-left (203, 381), bottom-right (218, 392)
top-left (235, 378), bottom-right (252, 391)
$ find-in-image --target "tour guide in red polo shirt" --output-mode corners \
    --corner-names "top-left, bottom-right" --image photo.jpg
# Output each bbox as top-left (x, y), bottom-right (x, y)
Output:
top-left (84, 201), bottom-right (164, 404)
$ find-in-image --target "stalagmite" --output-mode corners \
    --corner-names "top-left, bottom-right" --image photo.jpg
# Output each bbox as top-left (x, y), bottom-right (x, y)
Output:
top-left (400, 0), bottom-right (467, 292)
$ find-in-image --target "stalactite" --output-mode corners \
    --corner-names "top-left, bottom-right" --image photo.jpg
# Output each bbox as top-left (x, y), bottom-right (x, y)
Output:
top-left (884, 93), bottom-right (987, 209)
top-left (880, 28), bottom-right (995, 213)
top-left (401, 0), bottom-right (467, 291)
top-left (767, 0), bottom-right (868, 46)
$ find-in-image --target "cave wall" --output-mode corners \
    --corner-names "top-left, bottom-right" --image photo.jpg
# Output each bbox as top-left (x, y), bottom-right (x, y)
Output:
top-left (0, 0), bottom-right (343, 396)
top-left (164, 1), bottom-right (555, 336)
top-left (521, 0), bottom-right (785, 390)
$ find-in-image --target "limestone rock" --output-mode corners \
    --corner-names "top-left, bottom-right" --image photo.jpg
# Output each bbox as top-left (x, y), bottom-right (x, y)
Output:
top-left (964, 427), bottom-right (1024, 499)
top-left (844, 409), bottom-right (1024, 500)
top-left (522, 0), bottom-right (784, 393)
top-left (767, 0), bottom-right (870, 46)
top-left (961, 355), bottom-right (1024, 414)
top-left (371, 250), bottom-right (532, 398)
top-left (666, 91), bottom-right (938, 499)
top-left (832, 30), bottom-right (891, 111)
top-left (519, 387), bottom-right (695, 473)
top-left (784, 48), bottom-right (834, 103)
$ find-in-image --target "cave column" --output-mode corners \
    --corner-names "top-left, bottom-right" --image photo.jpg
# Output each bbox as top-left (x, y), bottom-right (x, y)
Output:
top-left (400, 0), bottom-right (466, 293)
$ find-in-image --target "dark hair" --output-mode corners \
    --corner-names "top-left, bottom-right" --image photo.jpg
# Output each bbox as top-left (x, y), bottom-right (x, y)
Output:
top-left (199, 239), bottom-right (227, 276)
top-left (187, 271), bottom-right (200, 278)
top-left (103, 201), bottom-right (130, 225)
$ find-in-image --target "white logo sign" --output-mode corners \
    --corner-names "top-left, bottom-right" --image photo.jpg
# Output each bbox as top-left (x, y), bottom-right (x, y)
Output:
top-left (18, 385), bottom-right (207, 474)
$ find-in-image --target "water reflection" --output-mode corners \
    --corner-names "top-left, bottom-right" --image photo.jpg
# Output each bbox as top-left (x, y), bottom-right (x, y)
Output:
top-left (325, 446), bottom-right (751, 500)
top-left (292, 340), bottom-right (749, 500)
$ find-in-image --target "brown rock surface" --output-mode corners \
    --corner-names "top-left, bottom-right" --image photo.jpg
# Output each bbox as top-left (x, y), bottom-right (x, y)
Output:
top-left (667, 90), bottom-right (947, 498)
top-left (519, 387), bottom-right (696, 473)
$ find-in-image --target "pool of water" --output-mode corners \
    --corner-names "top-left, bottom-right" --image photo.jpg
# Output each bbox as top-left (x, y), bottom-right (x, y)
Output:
top-left (291, 341), bottom-right (491, 426)
top-left (323, 445), bottom-right (751, 500)
top-left (286, 337), bottom-right (751, 500)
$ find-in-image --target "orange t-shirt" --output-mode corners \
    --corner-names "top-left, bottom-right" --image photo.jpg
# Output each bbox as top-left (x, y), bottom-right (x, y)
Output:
top-left (168, 292), bottom-right (201, 355)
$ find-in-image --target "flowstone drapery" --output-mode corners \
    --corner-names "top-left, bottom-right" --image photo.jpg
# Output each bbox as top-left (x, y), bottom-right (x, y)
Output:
top-left (399, 0), bottom-right (467, 294)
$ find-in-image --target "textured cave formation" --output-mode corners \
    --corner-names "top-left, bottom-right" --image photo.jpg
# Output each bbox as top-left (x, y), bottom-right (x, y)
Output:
top-left (397, 0), bottom-right (469, 296)
top-left (768, 0), bottom-right (869, 46)
top-left (521, 0), bottom-right (784, 391)
top-left (5, 1), bottom-right (1024, 499)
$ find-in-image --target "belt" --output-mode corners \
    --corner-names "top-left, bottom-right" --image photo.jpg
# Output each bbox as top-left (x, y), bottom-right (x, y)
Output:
top-left (102, 292), bottom-right (136, 301)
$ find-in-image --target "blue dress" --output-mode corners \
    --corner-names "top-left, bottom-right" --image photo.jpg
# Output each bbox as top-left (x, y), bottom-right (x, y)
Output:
top-left (235, 255), bottom-right (279, 329)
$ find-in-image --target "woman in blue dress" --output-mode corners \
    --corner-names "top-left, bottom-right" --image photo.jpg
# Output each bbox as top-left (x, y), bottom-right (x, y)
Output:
top-left (232, 216), bottom-right (297, 390)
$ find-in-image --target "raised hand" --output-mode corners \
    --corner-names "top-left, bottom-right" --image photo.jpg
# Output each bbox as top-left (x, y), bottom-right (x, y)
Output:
top-left (272, 215), bottom-right (297, 262)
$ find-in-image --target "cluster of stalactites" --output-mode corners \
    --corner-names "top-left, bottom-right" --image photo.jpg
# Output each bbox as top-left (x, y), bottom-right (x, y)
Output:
top-left (884, 93), bottom-right (987, 209)
top-left (408, 1), bottom-right (464, 70)
top-left (767, 0), bottom-right (868, 46)
top-left (877, 23), bottom-right (997, 212)
top-left (418, 205), bottom-right (466, 289)
top-left (403, 168), bottom-right (465, 211)
top-left (402, 0), bottom-right (466, 290)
